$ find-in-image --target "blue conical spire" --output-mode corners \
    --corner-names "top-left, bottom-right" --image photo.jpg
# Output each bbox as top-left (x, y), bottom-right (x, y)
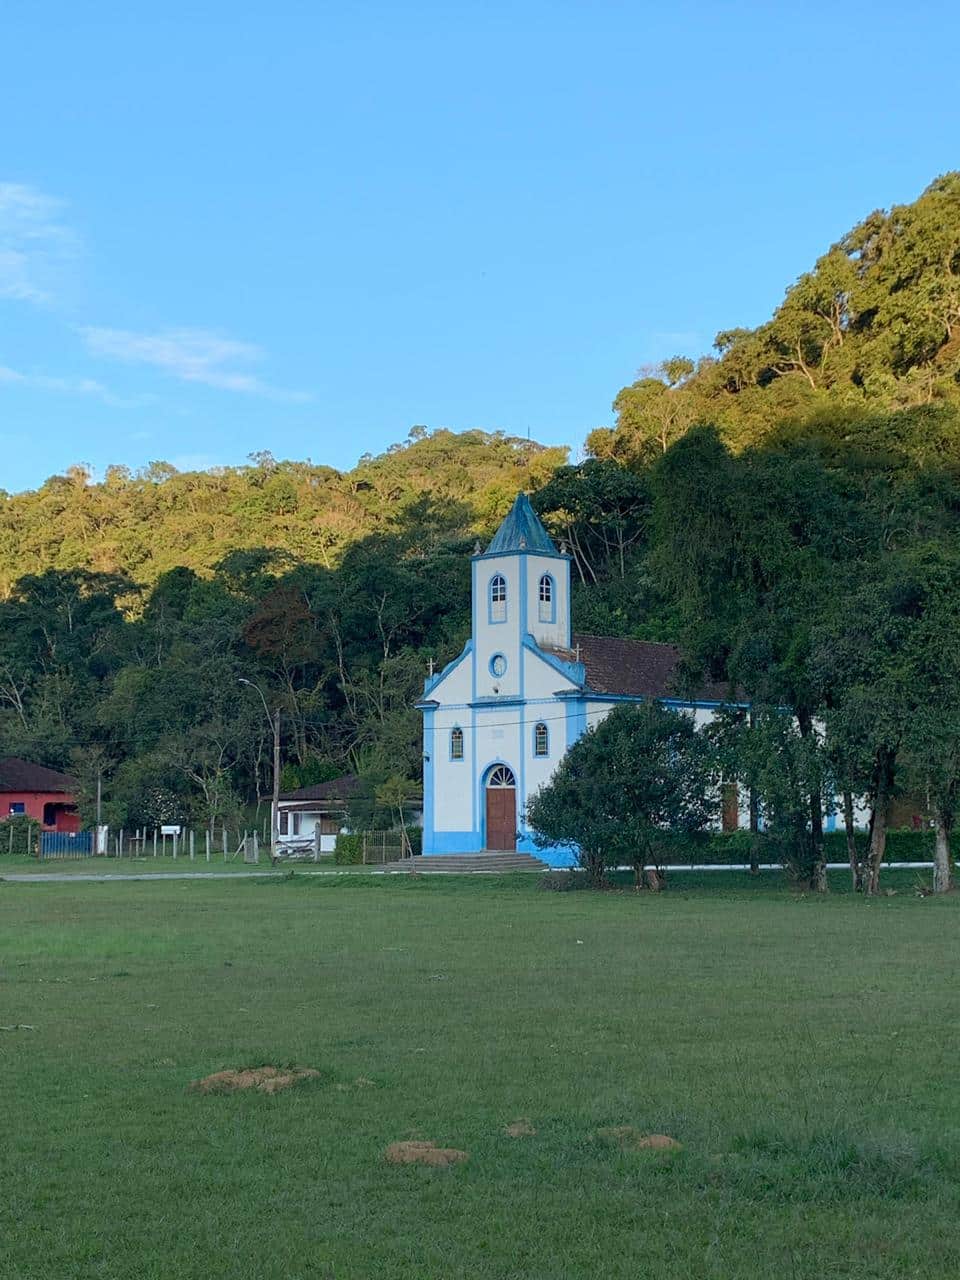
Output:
top-left (484, 493), bottom-right (558, 555)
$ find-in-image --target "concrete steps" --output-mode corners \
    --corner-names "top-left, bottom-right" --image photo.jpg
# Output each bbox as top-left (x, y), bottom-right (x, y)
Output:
top-left (381, 852), bottom-right (550, 874)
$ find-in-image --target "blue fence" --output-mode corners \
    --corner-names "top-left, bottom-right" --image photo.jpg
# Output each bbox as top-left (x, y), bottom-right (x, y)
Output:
top-left (39, 831), bottom-right (94, 860)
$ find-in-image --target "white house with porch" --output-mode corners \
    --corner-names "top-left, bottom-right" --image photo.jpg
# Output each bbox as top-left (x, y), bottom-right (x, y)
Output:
top-left (276, 774), bottom-right (361, 854)
top-left (416, 493), bottom-right (751, 867)
top-left (277, 773), bottom-right (423, 854)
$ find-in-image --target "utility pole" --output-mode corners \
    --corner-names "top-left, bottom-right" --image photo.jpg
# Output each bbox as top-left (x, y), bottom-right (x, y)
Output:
top-left (272, 705), bottom-right (281, 855)
top-left (239, 677), bottom-right (281, 854)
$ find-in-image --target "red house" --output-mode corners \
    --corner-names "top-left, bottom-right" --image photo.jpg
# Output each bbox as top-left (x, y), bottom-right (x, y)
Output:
top-left (0, 758), bottom-right (81, 832)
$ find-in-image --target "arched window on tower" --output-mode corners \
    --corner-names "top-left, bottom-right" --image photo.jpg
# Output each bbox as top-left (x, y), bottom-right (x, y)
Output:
top-left (534, 722), bottom-right (549, 757)
top-left (538, 573), bottom-right (555, 623)
top-left (489, 574), bottom-right (507, 623)
top-left (450, 727), bottom-right (464, 761)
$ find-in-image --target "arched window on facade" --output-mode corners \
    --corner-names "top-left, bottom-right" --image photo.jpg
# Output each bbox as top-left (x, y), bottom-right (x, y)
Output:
top-left (489, 573), bottom-right (507, 623)
top-left (534, 721), bottom-right (549, 757)
top-left (486, 764), bottom-right (516, 788)
top-left (450, 726), bottom-right (464, 761)
top-left (538, 573), bottom-right (554, 623)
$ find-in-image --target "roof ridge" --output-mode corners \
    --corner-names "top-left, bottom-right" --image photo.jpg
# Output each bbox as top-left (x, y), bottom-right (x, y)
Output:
top-left (573, 632), bottom-right (680, 649)
top-left (0, 757), bottom-right (79, 792)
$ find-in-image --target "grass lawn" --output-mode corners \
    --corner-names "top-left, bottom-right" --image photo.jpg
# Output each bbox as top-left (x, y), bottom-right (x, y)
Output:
top-left (2, 870), bottom-right (959, 1279)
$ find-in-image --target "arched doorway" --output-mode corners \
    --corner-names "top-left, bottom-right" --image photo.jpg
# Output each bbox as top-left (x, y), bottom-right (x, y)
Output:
top-left (484, 764), bottom-right (517, 851)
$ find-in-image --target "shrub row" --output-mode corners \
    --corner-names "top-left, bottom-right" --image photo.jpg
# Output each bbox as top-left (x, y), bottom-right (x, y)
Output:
top-left (334, 828), bottom-right (423, 865)
top-left (333, 833), bottom-right (363, 865)
top-left (0, 815), bottom-right (42, 855)
top-left (664, 828), bottom-right (953, 866)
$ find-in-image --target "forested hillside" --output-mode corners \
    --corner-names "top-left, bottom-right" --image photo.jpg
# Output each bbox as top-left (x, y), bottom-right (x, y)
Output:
top-left (591, 172), bottom-right (960, 462)
top-left (0, 429), bottom-right (566, 592)
top-left (2, 173), bottom-right (959, 889)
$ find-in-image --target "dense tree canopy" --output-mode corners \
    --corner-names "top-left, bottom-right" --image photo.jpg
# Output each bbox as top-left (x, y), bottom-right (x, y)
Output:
top-left (0, 429), bottom-right (566, 593)
top-left (3, 175), bottom-right (959, 893)
top-left (591, 173), bottom-right (960, 464)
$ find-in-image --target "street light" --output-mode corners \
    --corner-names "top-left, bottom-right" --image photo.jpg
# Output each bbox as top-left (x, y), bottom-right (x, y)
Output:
top-left (239, 678), bottom-right (280, 852)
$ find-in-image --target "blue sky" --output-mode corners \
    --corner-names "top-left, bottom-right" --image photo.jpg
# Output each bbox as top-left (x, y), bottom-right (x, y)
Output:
top-left (2, 1), bottom-right (958, 493)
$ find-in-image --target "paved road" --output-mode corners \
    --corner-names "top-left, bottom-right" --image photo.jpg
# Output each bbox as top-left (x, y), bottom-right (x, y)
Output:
top-left (0, 869), bottom-right (372, 883)
top-left (1, 861), bottom-right (934, 884)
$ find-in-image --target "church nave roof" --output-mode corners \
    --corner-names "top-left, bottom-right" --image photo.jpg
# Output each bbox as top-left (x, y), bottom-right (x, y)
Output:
top-left (544, 634), bottom-right (737, 704)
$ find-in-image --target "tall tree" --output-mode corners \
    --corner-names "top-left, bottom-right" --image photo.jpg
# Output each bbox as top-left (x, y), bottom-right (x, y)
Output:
top-left (526, 703), bottom-right (714, 887)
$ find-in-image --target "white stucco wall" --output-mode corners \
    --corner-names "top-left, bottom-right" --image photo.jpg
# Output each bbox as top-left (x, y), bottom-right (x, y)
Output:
top-left (524, 552), bottom-right (571, 649)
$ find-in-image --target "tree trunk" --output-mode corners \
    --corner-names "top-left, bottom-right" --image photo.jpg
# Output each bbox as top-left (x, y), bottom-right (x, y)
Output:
top-left (582, 847), bottom-right (606, 886)
top-left (933, 807), bottom-right (954, 894)
top-left (396, 801), bottom-right (410, 857)
top-left (865, 800), bottom-right (886, 896)
top-left (864, 749), bottom-right (895, 896)
top-left (748, 786), bottom-right (760, 876)
top-left (808, 782), bottom-right (828, 891)
top-left (843, 790), bottom-right (863, 892)
top-left (797, 710), bottom-right (827, 893)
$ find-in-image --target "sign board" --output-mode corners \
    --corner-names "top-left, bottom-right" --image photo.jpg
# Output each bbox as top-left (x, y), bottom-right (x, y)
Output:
top-left (160, 824), bottom-right (183, 836)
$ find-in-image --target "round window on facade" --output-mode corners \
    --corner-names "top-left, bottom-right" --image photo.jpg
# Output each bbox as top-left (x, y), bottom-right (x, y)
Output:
top-left (489, 653), bottom-right (507, 678)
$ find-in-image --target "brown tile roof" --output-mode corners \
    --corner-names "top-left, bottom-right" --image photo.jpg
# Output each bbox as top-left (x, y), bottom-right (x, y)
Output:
top-left (570, 634), bottom-right (736, 703)
top-left (0, 757), bottom-right (79, 794)
top-left (278, 774), bottom-right (362, 803)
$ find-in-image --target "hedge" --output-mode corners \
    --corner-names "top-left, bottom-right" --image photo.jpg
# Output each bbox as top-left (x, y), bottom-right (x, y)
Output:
top-left (0, 815), bottom-right (42, 856)
top-left (334, 833), bottom-right (363, 865)
top-left (334, 828), bottom-right (422, 864)
top-left (664, 828), bottom-right (954, 866)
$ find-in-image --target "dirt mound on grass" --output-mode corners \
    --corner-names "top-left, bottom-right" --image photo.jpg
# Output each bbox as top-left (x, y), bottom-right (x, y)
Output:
top-left (504, 1119), bottom-right (537, 1137)
top-left (384, 1140), bottom-right (469, 1167)
top-left (189, 1066), bottom-right (321, 1095)
top-left (596, 1127), bottom-right (682, 1151)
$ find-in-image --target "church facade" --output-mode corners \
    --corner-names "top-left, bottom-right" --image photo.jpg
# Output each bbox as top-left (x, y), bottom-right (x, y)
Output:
top-left (417, 493), bottom-right (745, 865)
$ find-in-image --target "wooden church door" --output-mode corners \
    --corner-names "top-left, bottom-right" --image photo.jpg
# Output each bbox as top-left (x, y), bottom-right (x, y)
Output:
top-left (485, 765), bottom-right (517, 851)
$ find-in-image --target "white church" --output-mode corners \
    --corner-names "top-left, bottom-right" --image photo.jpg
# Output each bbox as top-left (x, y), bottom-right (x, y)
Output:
top-left (417, 493), bottom-right (745, 866)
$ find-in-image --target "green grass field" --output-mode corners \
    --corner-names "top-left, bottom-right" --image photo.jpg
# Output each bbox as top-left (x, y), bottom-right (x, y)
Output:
top-left (0, 853), bottom-right (303, 875)
top-left (2, 871), bottom-right (959, 1279)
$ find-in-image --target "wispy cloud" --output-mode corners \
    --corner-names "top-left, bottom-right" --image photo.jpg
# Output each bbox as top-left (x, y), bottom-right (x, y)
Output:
top-left (0, 362), bottom-right (146, 407)
top-left (81, 325), bottom-right (310, 400)
top-left (0, 184), bottom-right (309, 408)
top-left (168, 452), bottom-right (221, 472)
top-left (0, 182), bottom-right (77, 304)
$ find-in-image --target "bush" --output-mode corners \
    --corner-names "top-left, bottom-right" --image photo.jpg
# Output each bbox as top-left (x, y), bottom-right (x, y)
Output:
top-left (0, 815), bottom-right (41, 856)
top-left (538, 869), bottom-right (591, 891)
top-left (334, 833), bottom-right (363, 865)
top-left (667, 829), bottom-right (956, 867)
top-left (406, 826), bottom-right (423, 856)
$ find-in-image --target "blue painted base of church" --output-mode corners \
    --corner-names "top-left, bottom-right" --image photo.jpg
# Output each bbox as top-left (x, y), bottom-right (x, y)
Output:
top-left (517, 836), bottom-right (577, 867)
top-left (422, 830), bottom-right (482, 853)
top-left (422, 830), bottom-right (578, 868)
